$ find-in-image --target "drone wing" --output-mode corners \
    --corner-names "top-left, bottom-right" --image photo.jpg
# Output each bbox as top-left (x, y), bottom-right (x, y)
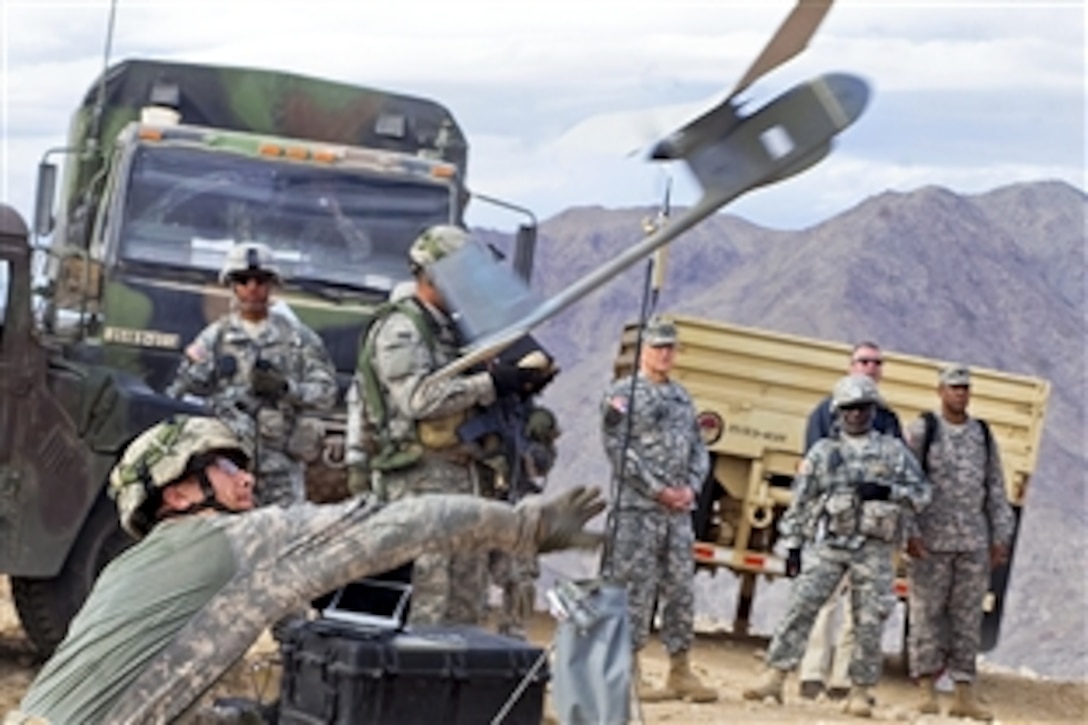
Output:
top-left (650, 0), bottom-right (835, 161)
top-left (731, 0), bottom-right (835, 99)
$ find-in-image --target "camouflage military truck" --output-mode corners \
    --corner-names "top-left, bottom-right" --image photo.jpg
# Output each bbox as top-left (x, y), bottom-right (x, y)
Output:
top-left (1, 59), bottom-right (537, 655)
top-left (612, 314), bottom-right (1050, 656)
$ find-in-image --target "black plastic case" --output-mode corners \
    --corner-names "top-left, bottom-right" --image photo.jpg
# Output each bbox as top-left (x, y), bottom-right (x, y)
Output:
top-left (278, 618), bottom-right (548, 724)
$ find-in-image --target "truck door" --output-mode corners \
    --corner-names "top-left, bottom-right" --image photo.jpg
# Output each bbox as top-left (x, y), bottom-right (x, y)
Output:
top-left (0, 204), bottom-right (44, 573)
top-left (0, 204), bottom-right (102, 578)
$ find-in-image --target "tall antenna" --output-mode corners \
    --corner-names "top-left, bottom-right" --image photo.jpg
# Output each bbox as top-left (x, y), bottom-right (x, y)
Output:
top-left (88, 0), bottom-right (120, 158)
top-left (644, 174), bottom-right (672, 307)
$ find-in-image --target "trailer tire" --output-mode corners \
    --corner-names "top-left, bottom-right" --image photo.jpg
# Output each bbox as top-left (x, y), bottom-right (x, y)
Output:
top-left (11, 493), bottom-right (132, 658)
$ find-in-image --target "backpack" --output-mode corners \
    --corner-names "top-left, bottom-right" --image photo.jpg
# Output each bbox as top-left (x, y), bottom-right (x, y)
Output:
top-left (918, 411), bottom-right (993, 477)
top-left (351, 299), bottom-right (438, 472)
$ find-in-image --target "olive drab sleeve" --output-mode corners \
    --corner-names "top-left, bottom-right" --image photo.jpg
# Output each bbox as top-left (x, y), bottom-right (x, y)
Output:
top-left (373, 309), bottom-right (495, 421)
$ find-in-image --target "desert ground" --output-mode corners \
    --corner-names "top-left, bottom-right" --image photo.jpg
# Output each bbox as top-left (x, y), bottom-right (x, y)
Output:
top-left (1, 576), bottom-right (1084, 723)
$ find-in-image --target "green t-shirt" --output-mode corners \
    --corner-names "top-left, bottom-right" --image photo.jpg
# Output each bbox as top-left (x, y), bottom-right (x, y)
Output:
top-left (20, 517), bottom-right (235, 723)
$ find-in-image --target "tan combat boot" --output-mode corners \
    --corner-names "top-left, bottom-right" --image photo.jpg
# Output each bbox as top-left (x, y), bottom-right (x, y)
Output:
top-left (916, 675), bottom-right (940, 715)
top-left (637, 656), bottom-right (677, 702)
top-left (948, 681), bottom-right (993, 721)
top-left (742, 667), bottom-right (787, 704)
top-left (844, 685), bottom-right (873, 718)
top-left (665, 650), bottom-right (719, 703)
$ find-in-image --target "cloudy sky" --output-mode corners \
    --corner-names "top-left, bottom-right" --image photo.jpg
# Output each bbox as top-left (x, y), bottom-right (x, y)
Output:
top-left (1, 0), bottom-right (1084, 233)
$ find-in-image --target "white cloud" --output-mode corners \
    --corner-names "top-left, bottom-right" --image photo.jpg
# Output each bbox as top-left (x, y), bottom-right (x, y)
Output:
top-left (1, 0), bottom-right (1084, 234)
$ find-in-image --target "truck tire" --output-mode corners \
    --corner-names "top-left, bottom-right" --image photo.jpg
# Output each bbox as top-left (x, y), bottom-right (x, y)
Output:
top-left (11, 493), bottom-right (132, 657)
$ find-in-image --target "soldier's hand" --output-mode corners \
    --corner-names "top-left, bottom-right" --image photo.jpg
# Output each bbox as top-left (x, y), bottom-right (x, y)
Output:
top-left (857, 481), bottom-right (891, 501)
top-left (656, 487), bottom-right (680, 509)
top-left (490, 363), bottom-right (557, 398)
top-left (251, 359), bottom-right (289, 401)
top-left (657, 486), bottom-right (693, 511)
top-left (786, 548), bottom-right (802, 578)
top-left (535, 486), bottom-right (607, 553)
top-left (906, 536), bottom-right (928, 559)
top-left (990, 543), bottom-right (1009, 568)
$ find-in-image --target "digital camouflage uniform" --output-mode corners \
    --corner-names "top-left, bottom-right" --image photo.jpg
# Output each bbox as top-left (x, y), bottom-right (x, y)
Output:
top-left (366, 296), bottom-right (496, 626)
top-left (600, 371), bottom-right (708, 656)
top-left (11, 415), bottom-right (603, 724)
top-left (800, 396), bottom-right (904, 696)
top-left (905, 413), bottom-right (1013, 682)
top-left (749, 379), bottom-right (932, 712)
top-left (167, 309), bottom-right (336, 508)
top-left (765, 428), bottom-right (930, 684)
top-left (16, 493), bottom-right (584, 724)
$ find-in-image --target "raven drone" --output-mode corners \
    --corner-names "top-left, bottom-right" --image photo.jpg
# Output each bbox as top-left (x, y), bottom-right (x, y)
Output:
top-left (430, 0), bottom-right (867, 380)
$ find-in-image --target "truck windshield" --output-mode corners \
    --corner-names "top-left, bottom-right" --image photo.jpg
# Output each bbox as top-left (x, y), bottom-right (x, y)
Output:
top-left (117, 144), bottom-right (454, 293)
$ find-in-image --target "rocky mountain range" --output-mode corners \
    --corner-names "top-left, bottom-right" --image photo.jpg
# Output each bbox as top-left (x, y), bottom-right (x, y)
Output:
top-left (480, 179), bottom-right (1086, 679)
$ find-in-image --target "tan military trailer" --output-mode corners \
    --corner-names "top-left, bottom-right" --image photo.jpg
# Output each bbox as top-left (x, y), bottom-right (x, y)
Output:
top-left (612, 314), bottom-right (1050, 654)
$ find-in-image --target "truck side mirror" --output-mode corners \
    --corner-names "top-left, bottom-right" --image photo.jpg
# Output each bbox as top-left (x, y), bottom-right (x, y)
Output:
top-left (34, 162), bottom-right (58, 238)
top-left (512, 223), bottom-right (537, 284)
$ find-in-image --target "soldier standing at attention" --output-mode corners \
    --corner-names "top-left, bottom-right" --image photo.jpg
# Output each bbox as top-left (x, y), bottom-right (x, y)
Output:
top-left (167, 242), bottom-right (337, 508)
top-left (905, 364), bottom-right (1013, 721)
top-left (600, 315), bottom-right (718, 704)
top-left (799, 340), bottom-right (903, 700)
top-left (744, 375), bottom-right (931, 717)
top-left (360, 224), bottom-right (554, 627)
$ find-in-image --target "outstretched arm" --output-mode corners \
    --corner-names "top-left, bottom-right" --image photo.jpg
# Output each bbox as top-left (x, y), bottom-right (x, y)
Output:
top-left (105, 488), bottom-right (604, 723)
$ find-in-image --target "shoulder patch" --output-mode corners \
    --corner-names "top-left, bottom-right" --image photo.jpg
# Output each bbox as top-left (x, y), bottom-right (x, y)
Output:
top-left (603, 395), bottom-right (628, 427)
top-left (185, 340), bottom-right (208, 363)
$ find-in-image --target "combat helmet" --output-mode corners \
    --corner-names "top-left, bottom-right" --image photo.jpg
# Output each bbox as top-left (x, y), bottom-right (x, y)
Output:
top-left (108, 416), bottom-right (250, 538)
top-left (831, 374), bottom-right (882, 411)
top-left (219, 241), bottom-right (282, 285)
top-left (408, 224), bottom-right (468, 270)
top-left (644, 315), bottom-right (678, 347)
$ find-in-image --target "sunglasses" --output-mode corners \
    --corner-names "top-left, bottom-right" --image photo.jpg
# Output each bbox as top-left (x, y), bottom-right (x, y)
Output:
top-left (838, 403), bottom-right (874, 412)
top-left (213, 456), bottom-right (249, 477)
top-left (230, 273), bottom-right (274, 286)
top-left (852, 357), bottom-right (883, 366)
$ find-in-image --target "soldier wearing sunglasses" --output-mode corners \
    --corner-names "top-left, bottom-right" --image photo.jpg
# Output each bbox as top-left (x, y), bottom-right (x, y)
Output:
top-left (797, 340), bottom-right (904, 701)
top-left (745, 375), bottom-right (930, 716)
top-left (167, 241), bottom-right (336, 509)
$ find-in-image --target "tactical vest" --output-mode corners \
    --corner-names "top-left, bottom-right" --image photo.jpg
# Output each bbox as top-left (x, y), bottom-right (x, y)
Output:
top-left (353, 299), bottom-right (467, 473)
top-left (820, 434), bottom-right (901, 545)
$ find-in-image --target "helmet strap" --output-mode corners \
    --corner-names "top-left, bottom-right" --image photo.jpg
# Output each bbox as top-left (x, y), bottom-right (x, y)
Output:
top-left (158, 467), bottom-right (238, 522)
